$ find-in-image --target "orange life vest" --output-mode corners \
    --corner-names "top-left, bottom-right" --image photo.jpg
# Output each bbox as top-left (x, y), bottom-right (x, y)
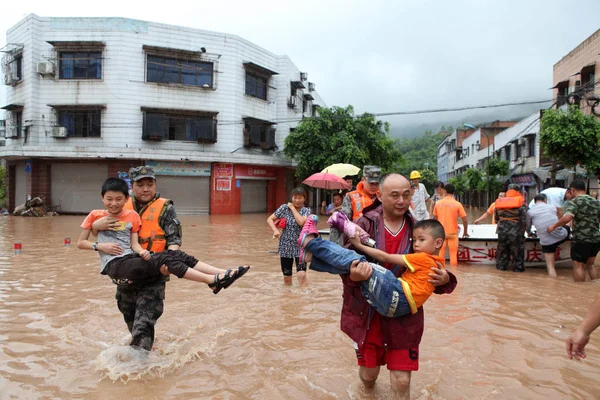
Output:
top-left (495, 194), bottom-right (524, 210)
top-left (348, 181), bottom-right (377, 221)
top-left (125, 197), bottom-right (170, 252)
top-left (495, 190), bottom-right (525, 222)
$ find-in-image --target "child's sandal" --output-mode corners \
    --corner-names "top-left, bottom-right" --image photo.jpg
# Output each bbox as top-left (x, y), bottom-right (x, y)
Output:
top-left (208, 269), bottom-right (234, 294)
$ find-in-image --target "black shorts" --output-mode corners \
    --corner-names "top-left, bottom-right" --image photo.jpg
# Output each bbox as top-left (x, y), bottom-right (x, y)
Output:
top-left (280, 257), bottom-right (306, 276)
top-left (570, 241), bottom-right (600, 263)
top-left (541, 227), bottom-right (571, 253)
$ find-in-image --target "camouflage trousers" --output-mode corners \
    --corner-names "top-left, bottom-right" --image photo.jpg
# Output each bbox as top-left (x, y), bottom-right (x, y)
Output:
top-left (116, 281), bottom-right (165, 351)
top-left (496, 232), bottom-right (525, 270)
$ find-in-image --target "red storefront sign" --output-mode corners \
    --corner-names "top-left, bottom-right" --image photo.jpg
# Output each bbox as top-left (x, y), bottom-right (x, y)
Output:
top-left (214, 163), bottom-right (233, 178)
top-left (234, 165), bottom-right (276, 179)
top-left (215, 178), bottom-right (232, 191)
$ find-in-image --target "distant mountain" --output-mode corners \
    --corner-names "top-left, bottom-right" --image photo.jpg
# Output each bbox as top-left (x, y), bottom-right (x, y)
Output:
top-left (386, 102), bottom-right (550, 139)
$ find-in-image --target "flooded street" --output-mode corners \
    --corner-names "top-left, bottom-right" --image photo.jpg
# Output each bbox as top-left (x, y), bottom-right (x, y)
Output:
top-left (1, 214), bottom-right (599, 399)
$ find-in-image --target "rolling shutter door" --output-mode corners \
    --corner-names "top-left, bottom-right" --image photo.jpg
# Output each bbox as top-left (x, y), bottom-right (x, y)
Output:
top-left (14, 161), bottom-right (26, 207)
top-left (240, 180), bottom-right (267, 213)
top-left (51, 163), bottom-right (108, 213)
top-left (156, 176), bottom-right (210, 215)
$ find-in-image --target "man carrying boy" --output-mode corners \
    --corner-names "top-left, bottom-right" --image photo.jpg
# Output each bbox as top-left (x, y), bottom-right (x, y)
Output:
top-left (299, 215), bottom-right (446, 318)
top-left (92, 166), bottom-right (176, 351)
top-left (344, 173), bottom-right (456, 399)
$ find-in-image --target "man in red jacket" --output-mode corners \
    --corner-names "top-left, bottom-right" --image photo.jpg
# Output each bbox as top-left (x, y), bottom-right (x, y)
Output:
top-left (344, 172), bottom-right (457, 399)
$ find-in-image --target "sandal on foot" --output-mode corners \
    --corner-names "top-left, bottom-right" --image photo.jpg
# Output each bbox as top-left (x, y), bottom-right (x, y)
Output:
top-left (208, 269), bottom-right (234, 294)
top-left (223, 265), bottom-right (251, 289)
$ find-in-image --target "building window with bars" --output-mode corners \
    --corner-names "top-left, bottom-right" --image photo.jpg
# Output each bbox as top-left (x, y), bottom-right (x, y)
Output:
top-left (57, 110), bottom-right (101, 137)
top-left (147, 55), bottom-right (213, 88)
top-left (59, 52), bottom-right (102, 79)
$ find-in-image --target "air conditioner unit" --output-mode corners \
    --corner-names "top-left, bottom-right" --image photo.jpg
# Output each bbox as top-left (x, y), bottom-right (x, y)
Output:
top-left (37, 62), bottom-right (55, 76)
top-left (3, 67), bottom-right (19, 86)
top-left (288, 95), bottom-right (298, 108)
top-left (5, 127), bottom-right (19, 138)
top-left (475, 141), bottom-right (480, 150)
top-left (308, 82), bottom-right (316, 92)
top-left (51, 126), bottom-right (68, 138)
top-left (518, 137), bottom-right (527, 146)
top-left (300, 72), bottom-right (308, 81)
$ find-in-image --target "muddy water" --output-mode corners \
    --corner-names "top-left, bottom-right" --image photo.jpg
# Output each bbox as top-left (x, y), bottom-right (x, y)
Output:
top-left (0, 214), bottom-right (599, 399)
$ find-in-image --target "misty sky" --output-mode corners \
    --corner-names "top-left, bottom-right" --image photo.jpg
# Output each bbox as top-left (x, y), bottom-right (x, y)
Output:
top-left (1, 0), bottom-right (599, 136)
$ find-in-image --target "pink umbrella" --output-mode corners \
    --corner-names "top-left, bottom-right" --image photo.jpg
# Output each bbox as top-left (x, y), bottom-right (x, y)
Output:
top-left (302, 172), bottom-right (351, 190)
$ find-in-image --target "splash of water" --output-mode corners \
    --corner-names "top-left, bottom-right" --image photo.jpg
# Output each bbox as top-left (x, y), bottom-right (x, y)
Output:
top-left (95, 328), bottom-right (229, 383)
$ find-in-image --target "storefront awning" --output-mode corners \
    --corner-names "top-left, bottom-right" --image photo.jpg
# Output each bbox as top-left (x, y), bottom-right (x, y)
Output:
top-left (510, 173), bottom-right (536, 186)
top-left (533, 166), bottom-right (551, 182)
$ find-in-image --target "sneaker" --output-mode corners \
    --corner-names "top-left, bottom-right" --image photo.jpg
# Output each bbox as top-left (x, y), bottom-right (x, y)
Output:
top-left (298, 214), bottom-right (319, 247)
top-left (328, 212), bottom-right (374, 247)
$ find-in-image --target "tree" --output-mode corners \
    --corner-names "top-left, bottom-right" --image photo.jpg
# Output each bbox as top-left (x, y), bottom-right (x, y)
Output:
top-left (395, 129), bottom-right (447, 179)
top-left (419, 168), bottom-right (438, 194)
top-left (540, 106), bottom-right (600, 174)
top-left (448, 174), bottom-right (467, 198)
top-left (464, 168), bottom-right (483, 206)
top-left (485, 158), bottom-right (509, 199)
top-left (284, 106), bottom-right (403, 180)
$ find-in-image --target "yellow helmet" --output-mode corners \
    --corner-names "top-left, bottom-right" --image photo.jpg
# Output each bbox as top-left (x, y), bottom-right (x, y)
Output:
top-left (410, 170), bottom-right (421, 180)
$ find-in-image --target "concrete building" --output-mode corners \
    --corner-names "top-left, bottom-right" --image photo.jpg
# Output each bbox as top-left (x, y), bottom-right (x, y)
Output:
top-left (552, 29), bottom-right (599, 116)
top-left (0, 15), bottom-right (325, 214)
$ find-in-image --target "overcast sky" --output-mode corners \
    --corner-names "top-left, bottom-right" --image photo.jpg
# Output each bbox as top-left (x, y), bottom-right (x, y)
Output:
top-left (1, 0), bottom-right (599, 136)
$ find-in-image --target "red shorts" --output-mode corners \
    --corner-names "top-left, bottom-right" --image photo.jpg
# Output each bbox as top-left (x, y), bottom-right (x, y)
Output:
top-left (354, 314), bottom-right (419, 371)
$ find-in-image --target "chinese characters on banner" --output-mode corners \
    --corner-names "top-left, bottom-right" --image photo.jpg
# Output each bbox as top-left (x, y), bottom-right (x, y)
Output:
top-left (457, 243), bottom-right (566, 264)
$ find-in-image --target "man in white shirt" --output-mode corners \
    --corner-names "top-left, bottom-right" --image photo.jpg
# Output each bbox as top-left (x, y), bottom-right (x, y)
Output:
top-left (528, 187), bottom-right (574, 218)
top-left (526, 193), bottom-right (570, 278)
top-left (409, 170), bottom-right (431, 221)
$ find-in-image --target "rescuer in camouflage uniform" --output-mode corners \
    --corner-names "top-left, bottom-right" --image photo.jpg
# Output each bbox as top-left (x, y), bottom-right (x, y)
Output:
top-left (494, 184), bottom-right (528, 272)
top-left (93, 165), bottom-right (182, 351)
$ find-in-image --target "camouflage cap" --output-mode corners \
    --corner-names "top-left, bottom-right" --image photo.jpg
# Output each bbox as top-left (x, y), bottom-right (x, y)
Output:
top-left (363, 165), bottom-right (382, 183)
top-left (129, 165), bottom-right (156, 181)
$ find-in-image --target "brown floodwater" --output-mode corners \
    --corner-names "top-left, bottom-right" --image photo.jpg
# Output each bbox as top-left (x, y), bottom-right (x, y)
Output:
top-left (0, 213), bottom-right (599, 399)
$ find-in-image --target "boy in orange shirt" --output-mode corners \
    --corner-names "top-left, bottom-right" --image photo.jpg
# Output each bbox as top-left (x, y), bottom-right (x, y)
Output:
top-left (78, 177), bottom-right (249, 294)
top-left (298, 215), bottom-right (445, 317)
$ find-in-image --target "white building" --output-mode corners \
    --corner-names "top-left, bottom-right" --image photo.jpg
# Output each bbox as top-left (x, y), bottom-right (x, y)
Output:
top-left (0, 14), bottom-right (324, 214)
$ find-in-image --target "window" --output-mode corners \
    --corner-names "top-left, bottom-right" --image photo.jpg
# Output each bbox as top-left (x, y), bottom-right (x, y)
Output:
top-left (516, 142), bottom-right (522, 158)
top-left (59, 52), bottom-right (102, 79)
top-left (147, 55), bottom-right (213, 87)
top-left (505, 146), bottom-right (511, 161)
top-left (57, 110), bottom-right (101, 137)
top-left (581, 65), bottom-right (595, 93)
top-left (245, 72), bottom-right (268, 100)
top-left (142, 111), bottom-right (217, 143)
top-left (243, 119), bottom-right (275, 150)
top-left (528, 136), bottom-right (535, 157)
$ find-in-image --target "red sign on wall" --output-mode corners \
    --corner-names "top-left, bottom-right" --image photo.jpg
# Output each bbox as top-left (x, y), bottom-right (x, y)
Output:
top-left (214, 163), bottom-right (233, 178)
top-left (234, 165), bottom-right (276, 179)
top-left (215, 178), bottom-right (232, 191)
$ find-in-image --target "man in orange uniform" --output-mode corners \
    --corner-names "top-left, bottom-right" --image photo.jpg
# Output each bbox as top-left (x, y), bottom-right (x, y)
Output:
top-left (342, 165), bottom-right (381, 221)
top-left (433, 183), bottom-right (469, 266)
